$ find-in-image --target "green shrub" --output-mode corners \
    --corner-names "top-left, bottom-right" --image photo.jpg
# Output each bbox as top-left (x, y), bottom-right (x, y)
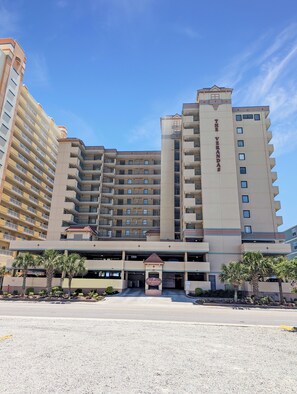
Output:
top-left (258, 296), bottom-right (272, 305)
top-left (195, 288), bottom-right (203, 296)
top-left (74, 288), bottom-right (83, 296)
top-left (88, 290), bottom-right (99, 298)
top-left (105, 286), bottom-right (114, 295)
top-left (26, 287), bottom-right (34, 295)
top-left (12, 290), bottom-right (18, 296)
top-left (39, 289), bottom-right (47, 296)
top-left (52, 286), bottom-right (63, 293)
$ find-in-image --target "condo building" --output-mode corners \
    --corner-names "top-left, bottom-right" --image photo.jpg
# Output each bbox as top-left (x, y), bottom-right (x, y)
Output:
top-left (0, 39), bottom-right (66, 268)
top-left (5, 79), bottom-right (291, 295)
top-left (284, 225), bottom-right (297, 260)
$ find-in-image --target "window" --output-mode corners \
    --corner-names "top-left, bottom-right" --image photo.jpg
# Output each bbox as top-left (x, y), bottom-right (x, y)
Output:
top-left (127, 179), bottom-right (132, 184)
top-left (127, 199), bottom-right (132, 205)
top-left (143, 209), bottom-right (148, 215)
top-left (127, 189), bottom-right (132, 194)
top-left (126, 220), bottom-right (131, 225)
top-left (239, 153), bottom-right (245, 160)
top-left (144, 179), bottom-right (148, 184)
top-left (292, 228), bottom-right (297, 237)
top-left (211, 93), bottom-right (220, 99)
top-left (241, 181), bottom-right (248, 188)
top-left (243, 210), bottom-right (250, 218)
top-left (240, 167), bottom-right (247, 174)
top-left (126, 209), bottom-right (131, 215)
top-left (244, 225), bottom-right (252, 233)
top-left (143, 199), bottom-right (148, 205)
top-left (128, 160), bottom-right (133, 165)
top-left (143, 189), bottom-right (148, 194)
top-left (243, 114), bottom-right (253, 119)
top-left (293, 241), bottom-right (297, 250)
top-left (128, 169), bottom-right (132, 175)
top-left (125, 230), bottom-right (130, 236)
top-left (242, 195), bottom-right (249, 203)
top-left (144, 169), bottom-right (149, 174)
top-left (236, 127), bottom-right (243, 134)
top-left (144, 160), bottom-right (149, 165)
top-left (143, 219), bottom-right (147, 225)
top-left (254, 114), bottom-right (260, 121)
top-left (237, 140), bottom-right (244, 147)
top-left (236, 115), bottom-right (242, 121)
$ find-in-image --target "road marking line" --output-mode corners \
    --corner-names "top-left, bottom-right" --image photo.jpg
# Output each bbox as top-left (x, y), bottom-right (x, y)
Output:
top-left (280, 325), bottom-right (297, 332)
top-left (0, 335), bottom-right (12, 341)
top-left (0, 315), bottom-right (279, 328)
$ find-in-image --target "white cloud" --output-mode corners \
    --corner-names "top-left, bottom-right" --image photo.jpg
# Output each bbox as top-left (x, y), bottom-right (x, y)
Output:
top-left (0, 4), bottom-right (19, 36)
top-left (177, 26), bottom-right (201, 40)
top-left (26, 53), bottom-right (50, 87)
top-left (219, 23), bottom-right (297, 157)
top-left (56, 0), bottom-right (69, 8)
top-left (59, 110), bottom-right (99, 144)
top-left (128, 117), bottom-right (161, 150)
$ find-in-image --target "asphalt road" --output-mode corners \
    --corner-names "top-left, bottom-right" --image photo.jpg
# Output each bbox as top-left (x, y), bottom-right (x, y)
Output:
top-left (0, 293), bottom-right (297, 326)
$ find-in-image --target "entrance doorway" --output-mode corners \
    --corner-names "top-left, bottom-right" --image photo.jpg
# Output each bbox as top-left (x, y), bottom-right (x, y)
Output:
top-left (162, 273), bottom-right (184, 290)
top-left (127, 272), bottom-right (145, 288)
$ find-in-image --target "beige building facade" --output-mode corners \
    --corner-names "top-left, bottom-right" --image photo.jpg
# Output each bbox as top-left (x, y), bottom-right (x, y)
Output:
top-left (0, 39), bottom-right (66, 268)
top-left (4, 82), bottom-right (291, 296)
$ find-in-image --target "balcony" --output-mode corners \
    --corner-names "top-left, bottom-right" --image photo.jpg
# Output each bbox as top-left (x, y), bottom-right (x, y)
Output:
top-left (63, 214), bottom-right (75, 223)
top-left (268, 144), bottom-right (274, 155)
top-left (270, 157), bottom-right (276, 169)
top-left (271, 172), bottom-right (277, 183)
top-left (183, 155), bottom-right (195, 165)
top-left (183, 229), bottom-right (204, 238)
top-left (276, 216), bottom-right (283, 226)
top-left (274, 201), bottom-right (281, 211)
top-left (183, 141), bottom-right (195, 151)
top-left (273, 185), bottom-right (279, 196)
top-left (241, 242), bottom-right (290, 255)
top-left (267, 131), bottom-right (272, 142)
top-left (184, 212), bottom-right (196, 222)
top-left (184, 169), bottom-right (195, 179)
top-left (184, 197), bottom-right (195, 208)
top-left (265, 118), bottom-right (271, 129)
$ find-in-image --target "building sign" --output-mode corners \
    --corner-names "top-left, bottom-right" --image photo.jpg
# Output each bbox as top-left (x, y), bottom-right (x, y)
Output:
top-left (145, 277), bottom-right (162, 286)
top-left (214, 119), bottom-right (221, 172)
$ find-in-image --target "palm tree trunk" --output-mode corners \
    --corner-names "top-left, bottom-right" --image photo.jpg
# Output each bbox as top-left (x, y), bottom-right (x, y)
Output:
top-left (278, 278), bottom-right (284, 305)
top-left (234, 286), bottom-right (238, 303)
top-left (22, 270), bottom-right (27, 297)
top-left (68, 277), bottom-right (72, 297)
top-left (60, 271), bottom-right (65, 288)
top-left (47, 267), bottom-right (53, 295)
top-left (252, 275), bottom-right (259, 298)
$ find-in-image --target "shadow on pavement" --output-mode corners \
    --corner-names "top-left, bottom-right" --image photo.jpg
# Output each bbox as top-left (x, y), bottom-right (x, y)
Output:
top-left (112, 288), bottom-right (195, 303)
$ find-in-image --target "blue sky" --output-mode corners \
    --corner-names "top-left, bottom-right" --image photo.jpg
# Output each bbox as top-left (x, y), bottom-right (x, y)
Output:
top-left (0, 0), bottom-right (296, 230)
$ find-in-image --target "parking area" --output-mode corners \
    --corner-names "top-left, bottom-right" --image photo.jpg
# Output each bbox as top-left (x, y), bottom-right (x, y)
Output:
top-left (0, 316), bottom-right (296, 393)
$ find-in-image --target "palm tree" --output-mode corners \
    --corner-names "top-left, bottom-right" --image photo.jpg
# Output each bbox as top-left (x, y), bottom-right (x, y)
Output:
top-left (269, 256), bottom-right (291, 304)
top-left (219, 261), bottom-right (246, 302)
top-left (242, 252), bottom-right (271, 298)
top-left (57, 250), bottom-right (68, 288)
top-left (0, 266), bottom-right (9, 290)
top-left (12, 253), bottom-right (36, 296)
top-left (63, 253), bottom-right (86, 296)
top-left (37, 250), bottom-right (63, 295)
